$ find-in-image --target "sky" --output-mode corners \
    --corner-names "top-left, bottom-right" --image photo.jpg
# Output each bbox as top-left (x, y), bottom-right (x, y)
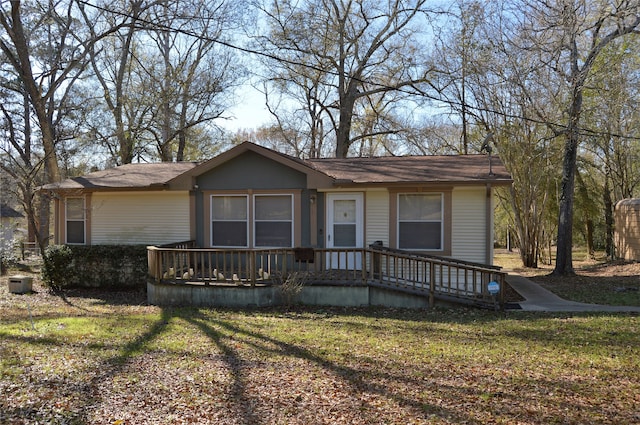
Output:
top-left (220, 85), bottom-right (272, 132)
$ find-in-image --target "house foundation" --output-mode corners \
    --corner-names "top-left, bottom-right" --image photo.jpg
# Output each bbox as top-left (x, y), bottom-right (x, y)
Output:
top-left (147, 281), bottom-right (431, 309)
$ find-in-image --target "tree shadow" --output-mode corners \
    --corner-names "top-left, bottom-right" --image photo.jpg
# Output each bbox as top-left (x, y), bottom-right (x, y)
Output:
top-left (5, 303), bottom-right (636, 424)
top-left (181, 308), bottom-right (482, 424)
top-left (0, 306), bottom-right (175, 424)
top-left (74, 308), bottom-right (175, 423)
top-left (50, 287), bottom-right (148, 308)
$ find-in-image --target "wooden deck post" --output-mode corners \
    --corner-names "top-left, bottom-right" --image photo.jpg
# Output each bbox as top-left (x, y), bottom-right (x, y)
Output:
top-left (429, 264), bottom-right (435, 308)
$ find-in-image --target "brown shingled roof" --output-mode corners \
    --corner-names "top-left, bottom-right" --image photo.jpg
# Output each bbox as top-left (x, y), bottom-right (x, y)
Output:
top-left (307, 154), bottom-right (511, 185)
top-left (41, 162), bottom-right (198, 190)
top-left (40, 144), bottom-right (512, 192)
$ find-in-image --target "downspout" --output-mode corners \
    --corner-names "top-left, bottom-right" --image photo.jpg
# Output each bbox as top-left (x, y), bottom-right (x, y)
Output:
top-left (189, 187), bottom-right (197, 243)
top-left (53, 195), bottom-right (61, 245)
top-left (486, 183), bottom-right (493, 265)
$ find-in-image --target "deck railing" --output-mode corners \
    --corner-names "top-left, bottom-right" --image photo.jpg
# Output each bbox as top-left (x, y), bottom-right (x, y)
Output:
top-left (147, 243), bottom-right (507, 309)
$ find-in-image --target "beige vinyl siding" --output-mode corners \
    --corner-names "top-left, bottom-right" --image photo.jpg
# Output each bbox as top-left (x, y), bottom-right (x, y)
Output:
top-left (451, 187), bottom-right (487, 263)
top-left (91, 192), bottom-right (190, 245)
top-left (365, 189), bottom-right (389, 247)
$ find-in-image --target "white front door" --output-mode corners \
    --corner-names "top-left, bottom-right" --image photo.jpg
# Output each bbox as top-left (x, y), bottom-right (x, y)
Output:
top-left (326, 193), bottom-right (363, 269)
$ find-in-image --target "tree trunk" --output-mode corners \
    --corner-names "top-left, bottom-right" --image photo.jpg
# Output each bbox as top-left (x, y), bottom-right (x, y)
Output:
top-left (335, 95), bottom-right (356, 158)
top-left (176, 93), bottom-right (189, 161)
top-left (552, 133), bottom-right (579, 276)
top-left (604, 177), bottom-right (614, 259)
top-left (550, 6), bottom-right (640, 275)
top-left (585, 219), bottom-right (594, 259)
top-left (37, 191), bottom-right (50, 252)
top-left (552, 29), bottom-right (583, 276)
top-left (509, 186), bottom-right (539, 268)
top-left (7, 2), bottom-right (61, 183)
top-left (116, 118), bottom-right (135, 164)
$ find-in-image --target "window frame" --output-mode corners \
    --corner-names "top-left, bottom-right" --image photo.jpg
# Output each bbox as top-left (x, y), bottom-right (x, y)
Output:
top-left (253, 194), bottom-right (294, 248)
top-left (209, 192), bottom-right (297, 248)
top-left (396, 192), bottom-right (444, 251)
top-left (210, 194), bottom-right (249, 248)
top-left (65, 196), bottom-right (86, 245)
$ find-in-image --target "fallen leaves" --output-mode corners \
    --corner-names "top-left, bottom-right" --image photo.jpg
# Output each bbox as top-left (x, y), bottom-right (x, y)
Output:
top-left (1, 282), bottom-right (639, 424)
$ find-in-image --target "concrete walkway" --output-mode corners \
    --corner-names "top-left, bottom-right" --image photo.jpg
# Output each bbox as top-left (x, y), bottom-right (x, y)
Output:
top-left (505, 274), bottom-right (640, 312)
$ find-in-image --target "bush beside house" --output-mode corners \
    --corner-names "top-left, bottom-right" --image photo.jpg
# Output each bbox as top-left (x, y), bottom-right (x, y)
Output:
top-left (42, 245), bottom-right (148, 290)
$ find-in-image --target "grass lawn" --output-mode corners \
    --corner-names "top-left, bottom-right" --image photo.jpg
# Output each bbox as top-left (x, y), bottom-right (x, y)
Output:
top-left (1, 278), bottom-right (639, 424)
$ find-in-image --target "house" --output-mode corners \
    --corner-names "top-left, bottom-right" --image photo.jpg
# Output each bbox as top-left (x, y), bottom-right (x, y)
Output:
top-left (42, 142), bottom-right (514, 308)
top-left (42, 141), bottom-right (512, 265)
top-left (0, 203), bottom-right (24, 252)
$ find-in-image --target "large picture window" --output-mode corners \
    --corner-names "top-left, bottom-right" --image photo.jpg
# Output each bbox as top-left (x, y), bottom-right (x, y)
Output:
top-left (398, 193), bottom-right (442, 250)
top-left (211, 194), bottom-right (294, 248)
top-left (66, 197), bottom-right (86, 244)
top-left (211, 195), bottom-right (248, 247)
top-left (254, 195), bottom-right (293, 247)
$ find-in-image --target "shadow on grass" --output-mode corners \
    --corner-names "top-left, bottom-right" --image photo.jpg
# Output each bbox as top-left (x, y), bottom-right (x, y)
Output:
top-left (3, 302), bottom-right (639, 424)
top-left (0, 307), bottom-right (175, 424)
top-left (50, 287), bottom-right (148, 307)
top-left (74, 308), bottom-right (175, 423)
top-left (180, 308), bottom-right (481, 424)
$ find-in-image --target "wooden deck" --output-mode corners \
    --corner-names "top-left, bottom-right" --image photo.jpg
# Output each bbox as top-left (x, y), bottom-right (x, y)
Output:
top-left (147, 242), bottom-right (507, 309)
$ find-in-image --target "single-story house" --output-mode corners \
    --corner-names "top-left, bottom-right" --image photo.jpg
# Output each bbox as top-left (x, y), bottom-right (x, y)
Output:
top-left (42, 141), bottom-right (512, 266)
top-left (0, 203), bottom-right (24, 250)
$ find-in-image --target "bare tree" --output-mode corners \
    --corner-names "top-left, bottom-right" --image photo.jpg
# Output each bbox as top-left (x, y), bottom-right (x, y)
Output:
top-left (0, 0), bottom-right (104, 249)
top-left (467, 0), bottom-right (640, 272)
top-left (255, 0), bottom-right (434, 158)
top-left (81, 0), bottom-right (155, 165)
top-left (0, 0), bottom-right (70, 183)
top-left (429, 0), bottom-right (489, 154)
top-left (82, 0), bottom-right (247, 164)
top-left (259, 65), bottom-right (335, 159)
top-left (147, 0), bottom-right (247, 161)
top-left (425, 0), bottom-right (565, 267)
top-left (583, 37), bottom-right (640, 257)
top-left (0, 81), bottom-right (46, 252)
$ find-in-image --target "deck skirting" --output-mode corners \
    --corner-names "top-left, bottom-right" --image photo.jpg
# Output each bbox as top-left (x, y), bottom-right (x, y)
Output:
top-left (147, 281), bottom-right (431, 309)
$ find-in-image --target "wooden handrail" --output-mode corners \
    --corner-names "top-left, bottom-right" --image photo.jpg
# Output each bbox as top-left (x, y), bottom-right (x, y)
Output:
top-left (368, 243), bottom-right (503, 271)
top-left (147, 245), bottom-right (507, 309)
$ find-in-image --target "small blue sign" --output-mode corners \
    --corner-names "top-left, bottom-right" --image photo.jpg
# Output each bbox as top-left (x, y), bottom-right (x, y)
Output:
top-left (487, 281), bottom-right (500, 295)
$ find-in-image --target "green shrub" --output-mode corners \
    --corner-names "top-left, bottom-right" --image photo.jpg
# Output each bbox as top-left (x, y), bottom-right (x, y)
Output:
top-left (0, 253), bottom-right (16, 275)
top-left (42, 245), bottom-right (73, 290)
top-left (0, 237), bottom-right (19, 275)
top-left (42, 245), bottom-right (148, 290)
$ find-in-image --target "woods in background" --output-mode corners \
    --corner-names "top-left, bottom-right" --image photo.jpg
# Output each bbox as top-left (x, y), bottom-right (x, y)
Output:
top-left (1, 0), bottom-right (639, 271)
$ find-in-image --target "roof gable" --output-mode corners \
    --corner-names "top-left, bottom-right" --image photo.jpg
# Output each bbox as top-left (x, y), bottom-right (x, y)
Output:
top-left (169, 141), bottom-right (334, 189)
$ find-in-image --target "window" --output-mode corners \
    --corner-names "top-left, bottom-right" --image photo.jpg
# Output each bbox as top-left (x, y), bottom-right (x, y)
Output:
top-left (210, 194), bottom-right (294, 248)
top-left (211, 195), bottom-right (248, 247)
top-left (331, 198), bottom-right (357, 247)
top-left (254, 195), bottom-right (293, 247)
top-left (66, 197), bottom-right (86, 244)
top-left (398, 193), bottom-right (442, 250)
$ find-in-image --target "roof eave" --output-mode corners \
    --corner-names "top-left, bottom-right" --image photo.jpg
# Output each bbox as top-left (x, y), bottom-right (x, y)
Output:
top-left (43, 185), bottom-right (180, 194)
top-left (328, 179), bottom-right (513, 188)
